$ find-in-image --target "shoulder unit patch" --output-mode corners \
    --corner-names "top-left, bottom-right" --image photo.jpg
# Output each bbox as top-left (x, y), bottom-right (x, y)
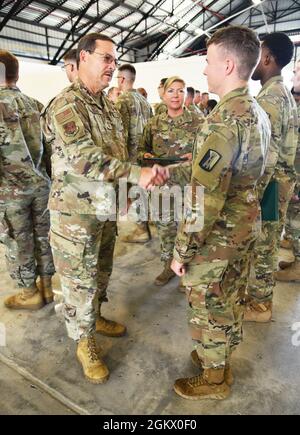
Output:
top-left (199, 149), bottom-right (221, 172)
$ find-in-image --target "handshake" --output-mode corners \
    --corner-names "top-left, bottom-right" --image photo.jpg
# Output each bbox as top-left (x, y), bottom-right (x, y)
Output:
top-left (138, 164), bottom-right (170, 190)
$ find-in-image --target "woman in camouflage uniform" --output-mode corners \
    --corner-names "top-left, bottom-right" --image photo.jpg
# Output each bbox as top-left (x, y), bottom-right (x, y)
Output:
top-left (139, 76), bottom-right (203, 286)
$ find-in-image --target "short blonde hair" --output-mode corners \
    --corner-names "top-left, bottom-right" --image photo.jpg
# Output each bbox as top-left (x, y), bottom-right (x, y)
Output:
top-left (163, 76), bottom-right (185, 93)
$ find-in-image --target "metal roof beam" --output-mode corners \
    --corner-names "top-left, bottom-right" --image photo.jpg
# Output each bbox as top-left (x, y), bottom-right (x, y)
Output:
top-left (0, 0), bottom-right (34, 32)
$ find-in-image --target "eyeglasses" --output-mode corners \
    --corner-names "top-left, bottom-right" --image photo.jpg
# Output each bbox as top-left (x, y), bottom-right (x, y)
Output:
top-left (61, 63), bottom-right (72, 70)
top-left (87, 51), bottom-right (120, 67)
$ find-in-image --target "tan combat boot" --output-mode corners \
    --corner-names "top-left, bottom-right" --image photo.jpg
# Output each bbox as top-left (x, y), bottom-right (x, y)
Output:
top-left (4, 284), bottom-right (44, 310)
top-left (38, 276), bottom-right (54, 304)
top-left (77, 335), bottom-right (109, 384)
top-left (122, 223), bottom-right (151, 243)
top-left (243, 300), bottom-right (272, 323)
top-left (174, 367), bottom-right (230, 400)
top-left (154, 258), bottom-right (176, 286)
top-left (275, 260), bottom-right (300, 282)
top-left (190, 350), bottom-right (234, 386)
top-left (280, 239), bottom-right (293, 250)
top-left (96, 316), bottom-right (126, 337)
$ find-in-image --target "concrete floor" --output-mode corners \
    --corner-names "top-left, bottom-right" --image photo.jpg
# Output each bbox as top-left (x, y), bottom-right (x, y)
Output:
top-left (0, 223), bottom-right (300, 415)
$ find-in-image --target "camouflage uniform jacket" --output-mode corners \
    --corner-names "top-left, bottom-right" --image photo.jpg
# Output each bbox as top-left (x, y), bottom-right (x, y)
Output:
top-left (153, 102), bottom-right (167, 116)
top-left (0, 86), bottom-right (50, 200)
top-left (256, 75), bottom-right (298, 194)
top-left (186, 104), bottom-right (203, 116)
top-left (115, 89), bottom-right (152, 163)
top-left (171, 87), bottom-right (271, 264)
top-left (41, 79), bottom-right (141, 215)
top-left (139, 109), bottom-right (202, 161)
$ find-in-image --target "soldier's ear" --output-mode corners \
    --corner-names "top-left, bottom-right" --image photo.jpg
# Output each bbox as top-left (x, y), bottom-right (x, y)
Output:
top-left (80, 49), bottom-right (88, 64)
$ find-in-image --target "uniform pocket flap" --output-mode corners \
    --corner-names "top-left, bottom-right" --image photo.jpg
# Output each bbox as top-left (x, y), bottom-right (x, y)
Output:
top-left (50, 229), bottom-right (85, 259)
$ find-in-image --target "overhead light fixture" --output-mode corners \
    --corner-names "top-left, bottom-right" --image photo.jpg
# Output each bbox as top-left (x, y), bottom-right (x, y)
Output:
top-left (252, 0), bottom-right (262, 5)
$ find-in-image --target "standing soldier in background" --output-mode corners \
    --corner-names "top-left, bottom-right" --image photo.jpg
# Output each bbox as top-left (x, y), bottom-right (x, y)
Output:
top-left (137, 87), bottom-right (148, 99)
top-left (62, 48), bottom-right (78, 83)
top-left (169, 26), bottom-right (270, 400)
top-left (139, 76), bottom-right (201, 287)
top-left (194, 90), bottom-right (201, 106)
top-left (275, 87), bottom-right (300, 282)
top-left (294, 59), bottom-right (300, 93)
top-left (41, 33), bottom-right (165, 384)
top-left (0, 50), bottom-right (55, 310)
top-left (184, 86), bottom-right (203, 115)
top-left (199, 92), bottom-right (209, 115)
top-left (153, 78), bottom-right (168, 116)
top-left (107, 86), bottom-right (121, 103)
top-left (116, 64), bottom-right (153, 244)
top-left (245, 33), bottom-right (298, 322)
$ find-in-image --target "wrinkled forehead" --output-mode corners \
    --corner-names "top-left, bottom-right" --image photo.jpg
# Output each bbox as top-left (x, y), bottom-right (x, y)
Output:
top-left (94, 39), bottom-right (116, 55)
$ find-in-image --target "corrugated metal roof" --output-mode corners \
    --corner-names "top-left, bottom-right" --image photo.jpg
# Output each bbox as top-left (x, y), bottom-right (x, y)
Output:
top-left (0, 0), bottom-right (299, 63)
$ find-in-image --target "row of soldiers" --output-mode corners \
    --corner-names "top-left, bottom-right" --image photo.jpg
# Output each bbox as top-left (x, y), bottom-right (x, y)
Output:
top-left (0, 25), bottom-right (300, 401)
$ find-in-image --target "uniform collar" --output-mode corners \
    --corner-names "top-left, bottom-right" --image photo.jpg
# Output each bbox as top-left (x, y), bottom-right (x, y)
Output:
top-left (216, 86), bottom-right (249, 110)
top-left (161, 108), bottom-right (193, 124)
top-left (0, 85), bottom-right (20, 92)
top-left (260, 75), bottom-right (283, 92)
top-left (75, 78), bottom-right (105, 106)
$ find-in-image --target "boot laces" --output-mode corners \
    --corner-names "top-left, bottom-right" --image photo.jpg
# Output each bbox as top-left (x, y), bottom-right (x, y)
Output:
top-left (87, 337), bottom-right (99, 362)
top-left (188, 375), bottom-right (206, 387)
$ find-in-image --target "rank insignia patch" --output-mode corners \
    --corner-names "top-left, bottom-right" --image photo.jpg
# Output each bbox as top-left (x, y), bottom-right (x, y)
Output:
top-left (199, 149), bottom-right (221, 172)
top-left (63, 121), bottom-right (78, 136)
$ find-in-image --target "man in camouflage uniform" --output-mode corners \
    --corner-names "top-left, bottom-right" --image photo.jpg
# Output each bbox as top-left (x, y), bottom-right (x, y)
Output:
top-left (294, 59), bottom-right (300, 92)
top-left (169, 26), bottom-right (271, 400)
top-left (153, 77), bottom-right (168, 116)
top-left (185, 86), bottom-right (203, 115)
top-left (275, 88), bottom-right (300, 281)
top-left (194, 90), bottom-right (201, 106)
top-left (0, 50), bottom-right (55, 310)
top-left (41, 33), bottom-right (166, 384)
top-left (107, 86), bottom-right (121, 103)
top-left (199, 92), bottom-right (209, 116)
top-left (244, 33), bottom-right (298, 322)
top-left (62, 48), bottom-right (78, 83)
top-left (116, 64), bottom-right (153, 243)
top-left (140, 76), bottom-right (201, 286)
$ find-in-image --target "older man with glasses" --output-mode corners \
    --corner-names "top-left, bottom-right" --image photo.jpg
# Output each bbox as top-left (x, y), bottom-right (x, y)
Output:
top-left (41, 33), bottom-right (168, 384)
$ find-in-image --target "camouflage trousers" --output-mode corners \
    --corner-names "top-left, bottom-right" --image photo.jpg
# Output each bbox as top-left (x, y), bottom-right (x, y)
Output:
top-left (50, 211), bottom-right (116, 341)
top-left (249, 175), bottom-right (295, 302)
top-left (0, 186), bottom-right (54, 288)
top-left (284, 192), bottom-right (300, 260)
top-left (153, 193), bottom-right (178, 262)
top-left (182, 255), bottom-right (250, 369)
top-left (155, 219), bottom-right (177, 262)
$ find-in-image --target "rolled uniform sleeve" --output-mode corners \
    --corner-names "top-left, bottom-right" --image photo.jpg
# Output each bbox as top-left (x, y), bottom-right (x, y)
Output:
top-left (173, 124), bottom-right (239, 263)
top-left (52, 102), bottom-right (141, 184)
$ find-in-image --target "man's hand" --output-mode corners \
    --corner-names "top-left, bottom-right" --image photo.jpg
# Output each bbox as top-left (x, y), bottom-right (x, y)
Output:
top-left (138, 165), bottom-right (169, 190)
top-left (171, 258), bottom-right (186, 277)
top-left (181, 153), bottom-right (192, 161)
